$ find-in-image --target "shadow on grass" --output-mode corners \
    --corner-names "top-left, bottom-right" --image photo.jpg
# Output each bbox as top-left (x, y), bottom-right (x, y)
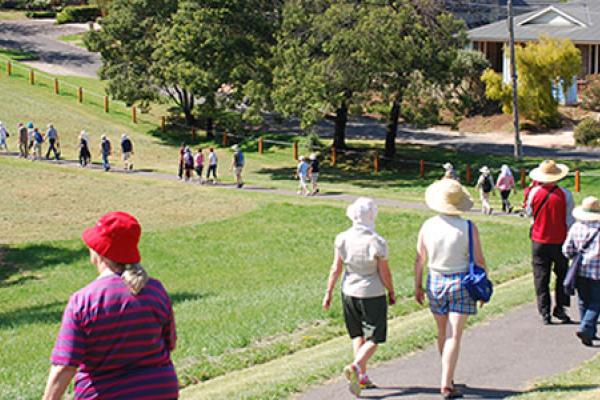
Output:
top-left (170, 291), bottom-right (210, 305)
top-left (0, 243), bottom-right (88, 282)
top-left (0, 301), bottom-right (65, 329)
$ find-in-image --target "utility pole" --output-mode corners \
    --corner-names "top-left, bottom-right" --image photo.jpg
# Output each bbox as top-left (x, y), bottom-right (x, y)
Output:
top-left (508, 0), bottom-right (523, 160)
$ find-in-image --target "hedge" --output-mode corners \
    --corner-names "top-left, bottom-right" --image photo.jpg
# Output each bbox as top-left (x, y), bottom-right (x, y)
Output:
top-left (25, 10), bottom-right (56, 18)
top-left (56, 5), bottom-right (100, 24)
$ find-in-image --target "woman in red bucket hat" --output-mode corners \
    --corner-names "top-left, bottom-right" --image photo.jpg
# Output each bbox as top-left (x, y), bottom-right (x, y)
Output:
top-left (43, 212), bottom-right (179, 400)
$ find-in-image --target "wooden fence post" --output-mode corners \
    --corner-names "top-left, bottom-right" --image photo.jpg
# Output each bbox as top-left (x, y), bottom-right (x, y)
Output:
top-left (575, 170), bottom-right (581, 193)
top-left (293, 142), bottom-right (298, 160)
top-left (6, 61), bottom-right (11, 76)
top-left (132, 106), bottom-right (137, 123)
top-left (420, 160), bottom-right (425, 179)
top-left (466, 164), bottom-right (472, 184)
top-left (373, 151), bottom-right (380, 174)
top-left (53, 78), bottom-right (59, 95)
top-left (29, 69), bottom-right (35, 85)
top-left (520, 168), bottom-right (526, 188)
top-left (258, 136), bottom-right (263, 154)
top-left (77, 87), bottom-right (83, 103)
top-left (161, 116), bottom-right (166, 132)
top-left (222, 132), bottom-right (228, 147)
top-left (191, 128), bottom-right (197, 142)
top-left (331, 146), bottom-right (337, 166)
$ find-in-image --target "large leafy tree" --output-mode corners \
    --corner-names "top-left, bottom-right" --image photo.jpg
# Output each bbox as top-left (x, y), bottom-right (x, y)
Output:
top-left (482, 36), bottom-right (581, 128)
top-left (359, 0), bottom-right (467, 157)
top-left (87, 0), bottom-right (281, 128)
top-left (273, 0), bottom-right (371, 149)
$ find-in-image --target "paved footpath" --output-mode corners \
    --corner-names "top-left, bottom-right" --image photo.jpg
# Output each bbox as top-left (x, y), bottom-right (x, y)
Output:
top-left (299, 302), bottom-right (599, 400)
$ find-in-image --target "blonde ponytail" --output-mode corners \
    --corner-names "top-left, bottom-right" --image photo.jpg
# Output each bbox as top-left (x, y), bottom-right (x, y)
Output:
top-left (121, 263), bottom-right (149, 295)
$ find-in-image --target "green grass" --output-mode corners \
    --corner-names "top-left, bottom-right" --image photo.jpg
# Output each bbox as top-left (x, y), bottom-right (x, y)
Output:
top-left (58, 33), bottom-right (86, 49)
top-left (0, 201), bottom-right (532, 400)
top-left (509, 353), bottom-right (600, 399)
top-left (0, 10), bottom-right (27, 20)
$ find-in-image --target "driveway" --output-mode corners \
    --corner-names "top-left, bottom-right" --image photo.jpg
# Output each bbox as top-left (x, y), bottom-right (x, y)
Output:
top-left (0, 19), bottom-right (100, 77)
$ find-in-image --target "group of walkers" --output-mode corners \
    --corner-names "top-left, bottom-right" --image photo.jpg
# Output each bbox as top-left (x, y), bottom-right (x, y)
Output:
top-left (443, 162), bottom-right (518, 215)
top-left (3, 121), bottom-right (62, 160)
top-left (177, 144), bottom-right (240, 186)
top-left (77, 131), bottom-right (135, 172)
top-left (296, 153), bottom-right (320, 196)
top-left (325, 159), bottom-right (599, 398)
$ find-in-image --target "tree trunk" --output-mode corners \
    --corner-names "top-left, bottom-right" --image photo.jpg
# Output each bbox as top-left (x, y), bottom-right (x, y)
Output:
top-left (206, 117), bottom-right (214, 139)
top-left (333, 101), bottom-right (348, 149)
top-left (385, 100), bottom-right (401, 158)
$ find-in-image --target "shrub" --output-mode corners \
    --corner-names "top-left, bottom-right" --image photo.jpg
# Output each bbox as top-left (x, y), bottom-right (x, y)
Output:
top-left (580, 75), bottom-right (600, 112)
top-left (56, 5), bottom-right (100, 24)
top-left (574, 118), bottom-right (600, 146)
top-left (25, 10), bottom-right (56, 18)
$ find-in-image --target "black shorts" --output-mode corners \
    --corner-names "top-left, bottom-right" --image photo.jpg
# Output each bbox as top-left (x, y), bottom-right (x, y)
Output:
top-left (342, 293), bottom-right (387, 343)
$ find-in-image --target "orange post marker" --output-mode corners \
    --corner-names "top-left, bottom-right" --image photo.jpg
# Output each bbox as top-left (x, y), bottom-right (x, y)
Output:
top-left (161, 116), bottom-right (166, 132)
top-left (132, 106), bottom-right (137, 123)
top-left (29, 69), bottom-right (35, 85)
top-left (331, 146), bottom-right (337, 166)
top-left (466, 164), bottom-right (472, 184)
top-left (258, 136), bottom-right (263, 154)
top-left (53, 78), bottom-right (59, 95)
top-left (6, 61), bottom-right (11, 76)
top-left (104, 96), bottom-right (109, 113)
top-left (293, 142), bottom-right (298, 160)
top-left (520, 168), bottom-right (526, 189)
top-left (222, 132), bottom-right (228, 147)
top-left (191, 128), bottom-right (197, 141)
top-left (374, 152), bottom-right (380, 174)
top-left (77, 87), bottom-right (83, 103)
top-left (420, 160), bottom-right (425, 179)
top-left (575, 170), bottom-right (581, 193)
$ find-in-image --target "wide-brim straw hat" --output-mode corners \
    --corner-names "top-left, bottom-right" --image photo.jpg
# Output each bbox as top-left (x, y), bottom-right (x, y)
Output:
top-left (232, 144), bottom-right (239, 151)
top-left (573, 196), bottom-right (600, 222)
top-left (425, 179), bottom-right (474, 215)
top-left (529, 160), bottom-right (569, 183)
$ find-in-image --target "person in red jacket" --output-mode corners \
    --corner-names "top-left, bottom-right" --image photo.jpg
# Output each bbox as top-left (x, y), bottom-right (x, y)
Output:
top-left (526, 160), bottom-right (574, 325)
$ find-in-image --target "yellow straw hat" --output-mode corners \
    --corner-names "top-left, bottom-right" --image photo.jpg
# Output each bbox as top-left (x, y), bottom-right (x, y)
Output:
top-left (573, 196), bottom-right (600, 222)
top-left (529, 160), bottom-right (569, 183)
top-left (425, 179), bottom-right (474, 215)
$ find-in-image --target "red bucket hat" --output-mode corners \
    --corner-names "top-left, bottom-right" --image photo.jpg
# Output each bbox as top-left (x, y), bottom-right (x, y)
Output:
top-left (82, 212), bottom-right (142, 264)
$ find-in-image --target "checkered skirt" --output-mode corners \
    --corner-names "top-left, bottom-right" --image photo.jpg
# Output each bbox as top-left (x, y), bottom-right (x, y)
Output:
top-left (427, 271), bottom-right (477, 315)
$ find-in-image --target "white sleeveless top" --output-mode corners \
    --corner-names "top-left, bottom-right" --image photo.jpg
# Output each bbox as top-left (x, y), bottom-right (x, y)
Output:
top-left (419, 215), bottom-right (469, 274)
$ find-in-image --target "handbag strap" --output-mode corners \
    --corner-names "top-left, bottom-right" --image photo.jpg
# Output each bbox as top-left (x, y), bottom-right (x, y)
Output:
top-left (532, 186), bottom-right (558, 223)
top-left (580, 228), bottom-right (600, 253)
top-left (467, 220), bottom-right (474, 275)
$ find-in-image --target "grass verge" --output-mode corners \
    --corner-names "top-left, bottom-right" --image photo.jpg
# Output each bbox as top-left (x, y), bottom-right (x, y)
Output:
top-left (508, 353), bottom-right (600, 400)
top-left (180, 275), bottom-right (535, 399)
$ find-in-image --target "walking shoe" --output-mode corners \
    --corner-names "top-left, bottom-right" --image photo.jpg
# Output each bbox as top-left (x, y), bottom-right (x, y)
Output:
top-left (576, 331), bottom-right (593, 347)
top-left (343, 364), bottom-right (361, 397)
top-left (552, 308), bottom-right (571, 324)
top-left (542, 315), bottom-right (551, 325)
top-left (441, 387), bottom-right (463, 399)
top-left (359, 375), bottom-right (376, 389)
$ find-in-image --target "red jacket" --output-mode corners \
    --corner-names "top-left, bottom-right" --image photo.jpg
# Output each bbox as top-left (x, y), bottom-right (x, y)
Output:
top-left (527, 184), bottom-right (574, 245)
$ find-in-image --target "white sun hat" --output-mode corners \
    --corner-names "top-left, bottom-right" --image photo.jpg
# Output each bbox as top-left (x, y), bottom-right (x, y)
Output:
top-left (479, 166), bottom-right (491, 174)
top-left (573, 196), bottom-right (600, 222)
top-left (309, 153), bottom-right (317, 160)
top-left (529, 160), bottom-right (569, 183)
top-left (425, 179), bottom-right (474, 216)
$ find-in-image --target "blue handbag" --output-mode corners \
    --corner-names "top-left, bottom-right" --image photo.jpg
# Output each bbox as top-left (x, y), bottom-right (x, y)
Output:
top-left (462, 220), bottom-right (493, 303)
top-left (564, 229), bottom-right (600, 296)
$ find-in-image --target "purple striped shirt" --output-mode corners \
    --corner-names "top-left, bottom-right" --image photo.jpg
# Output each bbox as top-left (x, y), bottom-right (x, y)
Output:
top-left (51, 274), bottom-right (178, 399)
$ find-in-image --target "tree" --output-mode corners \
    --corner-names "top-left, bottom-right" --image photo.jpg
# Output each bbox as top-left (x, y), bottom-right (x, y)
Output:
top-left (154, 0), bottom-right (279, 135)
top-left (482, 36), bottom-right (581, 128)
top-left (358, 0), bottom-right (467, 157)
top-left (272, 0), bottom-right (371, 149)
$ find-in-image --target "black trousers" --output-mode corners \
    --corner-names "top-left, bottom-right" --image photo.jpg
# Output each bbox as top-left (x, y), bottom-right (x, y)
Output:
top-left (532, 241), bottom-right (570, 317)
top-left (46, 138), bottom-right (59, 159)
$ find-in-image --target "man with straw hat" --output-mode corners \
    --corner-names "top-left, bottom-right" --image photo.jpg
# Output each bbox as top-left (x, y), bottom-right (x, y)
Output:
top-left (476, 166), bottom-right (495, 215)
top-left (526, 160), bottom-right (574, 325)
top-left (563, 197), bottom-right (600, 346)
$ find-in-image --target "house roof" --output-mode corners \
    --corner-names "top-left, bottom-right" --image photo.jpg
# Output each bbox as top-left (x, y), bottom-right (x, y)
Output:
top-left (467, 1), bottom-right (600, 43)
